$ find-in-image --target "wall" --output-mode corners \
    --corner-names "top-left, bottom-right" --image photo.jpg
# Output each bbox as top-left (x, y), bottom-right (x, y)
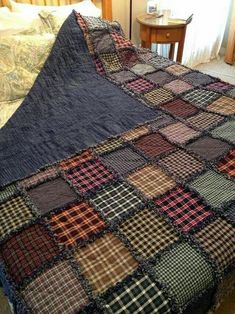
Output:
top-left (222, 0), bottom-right (233, 49)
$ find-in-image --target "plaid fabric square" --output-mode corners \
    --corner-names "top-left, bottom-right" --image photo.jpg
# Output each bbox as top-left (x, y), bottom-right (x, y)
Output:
top-left (154, 186), bottom-right (213, 232)
top-left (83, 16), bottom-right (106, 30)
top-left (59, 150), bottom-right (93, 171)
top-left (194, 218), bottom-right (235, 272)
top-left (110, 70), bottom-right (137, 83)
top-left (131, 63), bottom-right (155, 75)
top-left (158, 150), bottom-right (204, 182)
top-left (101, 147), bottom-right (146, 175)
top-left (227, 88), bottom-right (235, 99)
top-left (148, 55), bottom-right (174, 69)
top-left (143, 88), bottom-right (174, 106)
top-left (160, 99), bottom-right (198, 118)
top-left (146, 70), bottom-right (174, 85)
top-left (134, 133), bottom-right (175, 158)
top-left (207, 96), bottom-right (235, 116)
top-left (159, 122), bottom-right (200, 145)
top-left (65, 158), bottom-right (114, 194)
top-left (217, 149), bottom-right (235, 178)
top-left (211, 121), bottom-right (235, 144)
top-left (100, 53), bottom-right (122, 72)
top-left (187, 136), bottom-right (231, 161)
top-left (48, 201), bottom-right (105, 248)
top-left (190, 170), bottom-right (235, 208)
top-left (1, 224), bottom-right (59, 284)
top-left (103, 274), bottom-right (171, 314)
top-left (93, 138), bottom-right (123, 155)
top-left (206, 81), bottom-right (233, 92)
top-left (225, 203), bottom-right (235, 223)
top-left (0, 196), bottom-right (33, 239)
top-left (126, 78), bottom-right (154, 93)
top-left (119, 208), bottom-right (178, 258)
top-left (0, 183), bottom-right (17, 203)
top-left (186, 111), bottom-right (224, 130)
top-left (75, 233), bottom-right (138, 293)
top-left (182, 89), bottom-right (220, 108)
top-left (94, 56), bottom-right (105, 75)
top-left (111, 31), bottom-right (132, 49)
top-left (121, 125), bottom-right (149, 141)
top-left (148, 115), bottom-right (174, 132)
top-left (165, 64), bottom-right (191, 76)
top-left (154, 242), bottom-right (213, 307)
top-left (164, 79), bottom-right (193, 94)
top-left (127, 165), bottom-right (176, 198)
top-left (118, 49), bottom-right (138, 67)
top-left (20, 166), bottom-right (58, 189)
top-left (91, 181), bottom-right (143, 221)
top-left (92, 30), bottom-right (114, 54)
top-left (22, 261), bottom-right (88, 314)
top-left (183, 72), bottom-right (215, 87)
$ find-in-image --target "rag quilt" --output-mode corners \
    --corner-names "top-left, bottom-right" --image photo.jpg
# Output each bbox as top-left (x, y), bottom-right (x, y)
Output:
top-left (0, 11), bottom-right (235, 314)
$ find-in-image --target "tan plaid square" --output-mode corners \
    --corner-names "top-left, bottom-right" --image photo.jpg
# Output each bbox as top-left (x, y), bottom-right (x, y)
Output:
top-left (186, 111), bottom-right (224, 130)
top-left (165, 64), bottom-right (191, 76)
top-left (75, 233), bottom-right (138, 293)
top-left (127, 165), bottom-right (176, 198)
top-left (143, 88), bottom-right (174, 106)
top-left (119, 208), bottom-right (179, 258)
top-left (93, 138), bottom-right (124, 155)
top-left (164, 79), bottom-right (193, 94)
top-left (101, 53), bottom-right (122, 72)
top-left (121, 125), bottom-right (149, 141)
top-left (59, 150), bottom-right (93, 171)
top-left (207, 96), bottom-right (235, 116)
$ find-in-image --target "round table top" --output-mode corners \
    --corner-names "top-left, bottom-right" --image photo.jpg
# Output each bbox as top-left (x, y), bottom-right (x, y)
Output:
top-left (137, 14), bottom-right (188, 28)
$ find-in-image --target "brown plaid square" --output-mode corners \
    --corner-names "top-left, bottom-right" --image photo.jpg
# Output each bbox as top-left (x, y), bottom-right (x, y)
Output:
top-left (127, 165), bottom-right (176, 198)
top-left (207, 96), bottom-right (235, 116)
top-left (101, 53), bottom-right (122, 72)
top-left (160, 99), bottom-right (198, 118)
top-left (59, 150), bottom-right (93, 171)
top-left (143, 88), bottom-right (174, 106)
top-left (119, 208), bottom-right (178, 258)
top-left (186, 111), bottom-right (224, 130)
top-left (165, 64), bottom-right (191, 76)
top-left (121, 125), bottom-right (149, 141)
top-left (118, 49), bottom-right (138, 68)
top-left (194, 218), bottom-right (235, 272)
top-left (20, 166), bottom-right (58, 189)
top-left (48, 201), bottom-right (105, 248)
top-left (22, 261), bottom-right (88, 314)
top-left (164, 79), bottom-right (193, 94)
top-left (217, 149), bottom-right (235, 179)
top-left (75, 233), bottom-right (138, 293)
top-left (1, 224), bottom-right (59, 284)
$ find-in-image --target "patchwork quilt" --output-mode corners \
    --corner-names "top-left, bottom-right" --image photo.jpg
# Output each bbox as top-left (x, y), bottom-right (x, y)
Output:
top-left (0, 12), bottom-right (235, 314)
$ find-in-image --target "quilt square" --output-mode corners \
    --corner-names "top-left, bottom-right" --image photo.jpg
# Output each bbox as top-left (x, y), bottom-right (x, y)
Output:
top-left (110, 70), bottom-right (137, 83)
top-left (134, 133), bottom-right (175, 158)
top-left (92, 30), bottom-right (114, 53)
top-left (59, 150), bottom-right (93, 171)
top-left (227, 88), bottom-right (235, 99)
top-left (186, 136), bottom-right (231, 161)
top-left (93, 138), bottom-right (124, 155)
top-left (206, 81), bottom-right (234, 92)
top-left (100, 53), bottom-right (122, 72)
top-left (186, 111), bottom-right (224, 130)
top-left (111, 31), bottom-right (132, 49)
top-left (211, 121), bottom-right (235, 144)
top-left (146, 70), bottom-right (174, 85)
top-left (48, 201), bottom-right (105, 248)
top-left (224, 203), bottom-right (235, 223)
top-left (103, 274), bottom-right (171, 314)
top-left (159, 122), bottom-right (200, 145)
top-left (126, 78), bottom-right (154, 94)
top-left (65, 158), bottom-right (114, 194)
top-left (182, 89), bottom-right (220, 108)
top-left (154, 243), bottom-right (213, 307)
top-left (27, 178), bottom-right (77, 215)
top-left (143, 88), bottom-right (174, 106)
top-left (118, 49), bottom-right (138, 67)
top-left (148, 115), bottom-right (174, 132)
top-left (22, 261), bottom-right (88, 314)
top-left (91, 181), bottom-right (143, 221)
top-left (190, 170), bottom-right (235, 208)
top-left (165, 64), bottom-right (191, 76)
top-left (183, 72), bottom-right (215, 87)
top-left (121, 125), bottom-right (149, 141)
top-left (194, 218), bottom-right (234, 272)
top-left (158, 150), bottom-right (204, 182)
top-left (75, 233), bottom-right (138, 293)
top-left (154, 186), bottom-right (214, 232)
top-left (0, 183), bottom-right (17, 203)
top-left (101, 147), bottom-right (146, 175)
top-left (1, 224), bottom-right (59, 284)
top-left (217, 149), bottom-right (235, 179)
top-left (119, 208), bottom-right (178, 258)
top-left (94, 56), bottom-right (105, 75)
top-left (0, 196), bottom-right (34, 239)
top-left (131, 63), bottom-right (156, 75)
top-left (164, 79), bottom-right (193, 94)
top-left (160, 99), bottom-right (198, 118)
top-left (207, 96), bottom-right (235, 115)
top-left (127, 165), bottom-right (176, 198)
top-left (148, 55), bottom-right (174, 69)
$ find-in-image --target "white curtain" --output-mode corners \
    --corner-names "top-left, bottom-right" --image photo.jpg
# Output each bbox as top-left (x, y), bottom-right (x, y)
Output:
top-left (159, 0), bottom-right (231, 67)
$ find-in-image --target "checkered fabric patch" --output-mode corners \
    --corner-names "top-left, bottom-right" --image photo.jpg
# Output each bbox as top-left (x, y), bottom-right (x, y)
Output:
top-left (75, 233), bottom-right (138, 293)
top-left (59, 150), bottom-right (93, 171)
top-left (101, 147), bottom-right (146, 175)
top-left (146, 70), bottom-right (174, 85)
top-left (134, 133), bottom-right (175, 159)
top-left (1, 224), bottom-right (59, 284)
top-left (225, 203), bottom-right (235, 223)
top-left (127, 165), bottom-right (176, 198)
top-left (91, 30), bottom-right (115, 54)
top-left (160, 99), bottom-right (198, 118)
top-left (194, 218), bottom-right (235, 272)
top-left (119, 208), bottom-right (178, 258)
top-left (148, 55), bottom-right (174, 69)
top-left (20, 166), bottom-right (58, 189)
top-left (143, 88), bottom-right (174, 106)
top-left (131, 63), bottom-right (156, 76)
top-left (0, 196), bottom-right (33, 239)
top-left (65, 158), bottom-right (114, 194)
top-left (227, 88), bottom-right (235, 99)
top-left (182, 89), bottom-right (220, 108)
top-left (118, 49), bottom-right (138, 67)
top-left (148, 115), bottom-right (174, 132)
top-left (85, 33), bottom-right (95, 54)
top-left (91, 181), bottom-right (143, 221)
top-left (165, 64), bottom-right (191, 76)
top-left (48, 201), bottom-right (105, 248)
top-left (126, 78), bottom-right (155, 94)
top-left (83, 16), bottom-right (107, 30)
top-left (94, 56), bottom-right (105, 75)
top-left (190, 170), bottom-right (235, 208)
top-left (22, 261), bottom-right (88, 314)
top-left (158, 150), bottom-right (204, 182)
top-left (206, 81), bottom-right (233, 92)
top-left (121, 125), bottom-right (149, 141)
top-left (103, 274), bottom-right (171, 314)
top-left (211, 121), bottom-right (235, 144)
top-left (217, 149), bottom-right (235, 179)
top-left (186, 111), bottom-right (224, 130)
top-left (183, 72), bottom-right (215, 87)
top-left (154, 186), bottom-right (213, 232)
top-left (110, 70), bottom-right (137, 83)
top-left (100, 53), bottom-right (122, 72)
top-left (207, 96), bottom-right (235, 116)
top-left (186, 136), bottom-right (231, 161)
top-left (159, 122), bottom-right (200, 145)
top-left (154, 242), bottom-right (213, 307)
top-left (0, 183), bottom-right (17, 203)
top-left (93, 138), bottom-right (123, 155)
top-left (111, 31), bottom-right (132, 49)
top-left (164, 79), bottom-right (193, 94)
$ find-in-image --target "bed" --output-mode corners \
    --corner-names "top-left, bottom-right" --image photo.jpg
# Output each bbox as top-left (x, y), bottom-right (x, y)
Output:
top-left (0, 2), bottom-right (234, 314)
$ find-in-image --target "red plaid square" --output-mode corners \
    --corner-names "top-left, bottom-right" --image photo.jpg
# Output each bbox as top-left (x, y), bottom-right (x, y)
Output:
top-left (111, 31), bottom-right (132, 49)
top-left (59, 150), bottom-right (93, 171)
top-left (217, 149), bottom-right (235, 179)
top-left (65, 158), bottom-right (114, 194)
top-left (126, 78), bottom-right (154, 93)
top-left (154, 186), bottom-right (214, 232)
top-left (94, 56), bottom-right (105, 75)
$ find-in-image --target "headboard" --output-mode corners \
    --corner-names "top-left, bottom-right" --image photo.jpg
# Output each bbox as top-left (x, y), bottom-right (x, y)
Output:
top-left (0, 0), bottom-right (112, 20)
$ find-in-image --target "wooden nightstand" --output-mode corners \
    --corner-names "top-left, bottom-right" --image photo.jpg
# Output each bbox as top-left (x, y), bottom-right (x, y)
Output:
top-left (137, 14), bottom-right (192, 63)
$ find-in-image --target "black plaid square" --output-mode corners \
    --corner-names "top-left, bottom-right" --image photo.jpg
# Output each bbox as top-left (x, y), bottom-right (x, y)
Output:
top-left (182, 89), bottom-right (220, 108)
top-left (103, 274), bottom-right (171, 314)
top-left (183, 72), bottom-right (215, 87)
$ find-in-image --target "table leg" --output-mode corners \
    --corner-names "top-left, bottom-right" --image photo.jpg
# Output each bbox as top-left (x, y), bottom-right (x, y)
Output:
top-left (169, 44), bottom-right (175, 60)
